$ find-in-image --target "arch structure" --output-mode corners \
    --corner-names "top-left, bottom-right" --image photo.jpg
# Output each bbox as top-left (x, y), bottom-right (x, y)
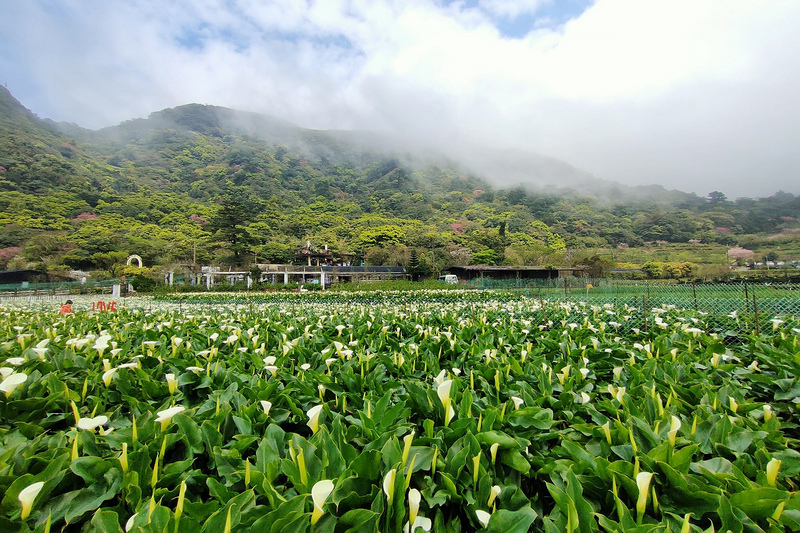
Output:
top-left (126, 254), bottom-right (143, 268)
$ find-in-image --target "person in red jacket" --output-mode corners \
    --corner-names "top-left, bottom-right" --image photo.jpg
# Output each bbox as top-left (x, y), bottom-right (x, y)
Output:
top-left (60, 299), bottom-right (73, 314)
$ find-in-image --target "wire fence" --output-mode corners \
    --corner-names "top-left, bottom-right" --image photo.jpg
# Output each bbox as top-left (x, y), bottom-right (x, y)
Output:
top-left (527, 279), bottom-right (800, 314)
top-left (532, 281), bottom-right (798, 341)
top-left (0, 279), bottom-right (119, 299)
top-left (2, 280), bottom-right (797, 339)
top-left (509, 280), bottom-right (798, 339)
top-left (141, 281), bottom-right (800, 338)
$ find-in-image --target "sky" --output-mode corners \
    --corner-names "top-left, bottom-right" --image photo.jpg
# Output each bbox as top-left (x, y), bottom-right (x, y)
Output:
top-left (1, 0), bottom-right (799, 199)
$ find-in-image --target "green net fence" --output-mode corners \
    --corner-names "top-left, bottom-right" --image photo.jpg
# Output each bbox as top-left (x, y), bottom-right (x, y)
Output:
top-left (0, 279), bottom-right (119, 297)
top-left (138, 281), bottom-right (799, 338)
top-left (3, 280), bottom-right (797, 339)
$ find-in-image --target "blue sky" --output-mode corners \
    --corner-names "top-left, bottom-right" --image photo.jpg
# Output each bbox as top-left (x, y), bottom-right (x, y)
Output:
top-left (170, 1), bottom-right (596, 52)
top-left (1, 0), bottom-right (799, 198)
top-left (451, 0), bottom-right (596, 38)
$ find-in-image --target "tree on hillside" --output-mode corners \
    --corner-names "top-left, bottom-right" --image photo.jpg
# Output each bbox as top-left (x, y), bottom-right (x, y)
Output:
top-left (354, 225), bottom-right (405, 251)
top-left (574, 254), bottom-right (615, 280)
top-left (406, 248), bottom-right (432, 281)
top-left (706, 191), bottom-right (728, 205)
top-left (209, 181), bottom-right (259, 265)
top-left (472, 249), bottom-right (498, 265)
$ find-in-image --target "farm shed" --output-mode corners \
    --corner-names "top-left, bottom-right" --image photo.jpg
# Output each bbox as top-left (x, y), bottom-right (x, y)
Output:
top-left (321, 265), bottom-right (406, 285)
top-left (442, 265), bottom-right (586, 281)
top-left (201, 265), bottom-right (407, 288)
top-left (0, 269), bottom-right (72, 285)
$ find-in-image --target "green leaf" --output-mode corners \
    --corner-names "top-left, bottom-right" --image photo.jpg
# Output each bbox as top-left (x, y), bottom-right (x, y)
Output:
top-left (71, 456), bottom-right (113, 484)
top-left (486, 506), bottom-right (537, 533)
top-left (655, 461), bottom-right (720, 516)
top-left (175, 412), bottom-right (204, 454)
top-left (475, 431), bottom-right (520, 449)
top-left (250, 496), bottom-right (305, 532)
top-left (64, 471), bottom-right (123, 524)
top-left (207, 477), bottom-right (235, 503)
top-left (269, 507), bottom-right (309, 533)
top-left (564, 468), bottom-right (595, 533)
top-left (346, 449), bottom-right (381, 479)
top-left (506, 406), bottom-right (555, 430)
top-left (729, 487), bottom-right (791, 520)
top-left (232, 415), bottom-right (252, 435)
top-left (141, 506), bottom-right (173, 533)
top-left (499, 449), bottom-right (531, 475)
top-left (90, 509), bottom-right (125, 533)
top-left (381, 436), bottom-right (403, 470)
top-left (717, 496), bottom-right (744, 533)
top-left (437, 472), bottom-right (459, 497)
top-left (338, 509), bottom-right (380, 533)
top-left (200, 420), bottom-right (224, 454)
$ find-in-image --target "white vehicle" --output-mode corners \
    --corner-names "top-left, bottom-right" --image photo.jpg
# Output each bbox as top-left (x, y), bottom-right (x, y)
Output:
top-left (438, 274), bottom-right (458, 284)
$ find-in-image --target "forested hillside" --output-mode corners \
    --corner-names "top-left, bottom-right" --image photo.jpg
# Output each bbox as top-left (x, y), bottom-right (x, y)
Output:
top-left (1, 86), bottom-right (799, 278)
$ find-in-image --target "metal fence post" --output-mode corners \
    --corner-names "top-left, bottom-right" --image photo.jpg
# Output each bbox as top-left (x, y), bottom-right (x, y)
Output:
top-left (744, 283), bottom-right (749, 313)
top-left (753, 291), bottom-right (760, 336)
top-left (539, 290), bottom-right (547, 328)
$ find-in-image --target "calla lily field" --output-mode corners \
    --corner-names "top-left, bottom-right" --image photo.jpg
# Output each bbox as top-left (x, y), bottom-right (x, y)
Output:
top-left (1, 291), bottom-right (799, 532)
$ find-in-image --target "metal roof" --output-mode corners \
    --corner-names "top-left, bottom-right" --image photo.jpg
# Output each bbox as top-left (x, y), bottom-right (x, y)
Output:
top-left (443, 265), bottom-right (585, 272)
top-left (320, 266), bottom-right (405, 273)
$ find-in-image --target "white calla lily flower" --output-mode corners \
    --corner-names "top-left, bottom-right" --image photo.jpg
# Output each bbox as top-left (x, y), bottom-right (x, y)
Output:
top-left (94, 334), bottom-right (112, 354)
top-left (102, 367), bottom-right (117, 387)
top-left (404, 515), bottom-right (433, 533)
top-left (165, 373), bottom-right (178, 394)
top-left (383, 468), bottom-right (396, 503)
top-left (311, 479), bottom-right (334, 525)
top-left (636, 471), bottom-right (654, 522)
top-left (475, 509), bottom-right (491, 528)
top-left (1, 372), bottom-right (27, 397)
top-left (307, 404), bottom-right (323, 434)
top-left (766, 458), bottom-right (781, 487)
top-left (18, 481), bottom-right (44, 519)
top-left (408, 488), bottom-right (421, 525)
top-left (488, 485), bottom-right (501, 507)
top-left (668, 416), bottom-right (681, 446)
top-left (155, 406), bottom-right (185, 430)
top-left (77, 415), bottom-right (109, 431)
top-left (437, 379), bottom-right (455, 426)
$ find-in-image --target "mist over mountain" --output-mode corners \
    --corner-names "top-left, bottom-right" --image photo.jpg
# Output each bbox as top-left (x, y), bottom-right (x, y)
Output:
top-left (68, 98), bottom-right (692, 204)
top-left (1, 85), bottom-right (798, 274)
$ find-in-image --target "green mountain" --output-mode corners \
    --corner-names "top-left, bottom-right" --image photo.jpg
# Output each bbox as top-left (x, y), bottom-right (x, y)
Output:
top-left (1, 85), bottom-right (799, 276)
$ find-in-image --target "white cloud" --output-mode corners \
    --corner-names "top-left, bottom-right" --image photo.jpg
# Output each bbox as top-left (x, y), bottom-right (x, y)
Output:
top-left (477, 0), bottom-right (551, 19)
top-left (1, 0), bottom-right (799, 197)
